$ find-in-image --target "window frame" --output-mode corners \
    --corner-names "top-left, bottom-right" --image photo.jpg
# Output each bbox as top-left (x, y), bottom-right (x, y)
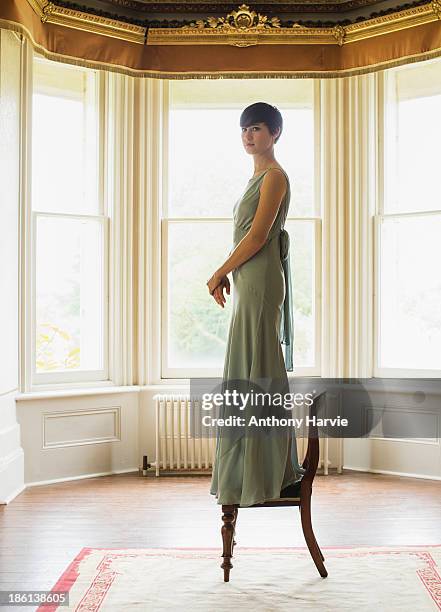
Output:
top-left (374, 64), bottom-right (441, 378)
top-left (25, 55), bottom-right (110, 390)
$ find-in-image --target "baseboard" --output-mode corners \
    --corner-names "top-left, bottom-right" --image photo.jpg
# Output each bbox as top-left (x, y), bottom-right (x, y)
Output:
top-left (344, 465), bottom-right (441, 481)
top-left (0, 482), bottom-right (26, 505)
top-left (25, 467), bottom-right (139, 487)
top-left (0, 447), bottom-right (24, 504)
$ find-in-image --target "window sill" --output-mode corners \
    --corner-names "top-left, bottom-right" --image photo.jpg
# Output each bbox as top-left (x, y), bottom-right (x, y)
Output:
top-left (15, 385), bottom-right (141, 401)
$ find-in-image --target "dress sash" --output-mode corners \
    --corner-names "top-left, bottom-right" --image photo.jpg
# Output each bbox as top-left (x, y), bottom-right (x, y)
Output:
top-left (279, 228), bottom-right (294, 372)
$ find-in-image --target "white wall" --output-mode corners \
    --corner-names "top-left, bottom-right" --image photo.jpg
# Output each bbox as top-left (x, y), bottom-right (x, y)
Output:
top-left (16, 389), bottom-right (139, 485)
top-left (345, 436), bottom-right (441, 480)
top-left (0, 30), bottom-right (25, 503)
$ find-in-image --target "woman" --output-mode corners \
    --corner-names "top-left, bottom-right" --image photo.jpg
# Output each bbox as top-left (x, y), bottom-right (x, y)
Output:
top-left (206, 102), bottom-right (305, 508)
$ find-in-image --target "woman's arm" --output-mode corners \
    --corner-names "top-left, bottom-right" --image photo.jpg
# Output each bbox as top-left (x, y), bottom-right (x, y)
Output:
top-left (207, 169), bottom-right (287, 296)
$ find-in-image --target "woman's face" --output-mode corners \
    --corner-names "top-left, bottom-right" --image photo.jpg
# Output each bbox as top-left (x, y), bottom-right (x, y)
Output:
top-left (241, 122), bottom-right (280, 155)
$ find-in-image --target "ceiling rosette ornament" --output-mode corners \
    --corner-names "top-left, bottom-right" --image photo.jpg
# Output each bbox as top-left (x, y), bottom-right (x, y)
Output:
top-left (183, 4), bottom-right (281, 31)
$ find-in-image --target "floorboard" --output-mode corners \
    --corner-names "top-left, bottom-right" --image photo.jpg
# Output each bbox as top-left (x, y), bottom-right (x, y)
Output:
top-left (1, 470), bottom-right (440, 592)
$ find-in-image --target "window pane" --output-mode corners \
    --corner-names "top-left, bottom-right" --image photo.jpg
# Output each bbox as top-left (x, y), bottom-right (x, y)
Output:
top-left (385, 61), bottom-right (441, 214)
top-left (166, 220), bottom-right (316, 371)
top-left (169, 109), bottom-right (248, 218)
top-left (35, 216), bottom-right (104, 373)
top-left (32, 60), bottom-right (98, 215)
top-left (167, 222), bottom-right (232, 369)
top-left (286, 220), bottom-right (316, 368)
top-left (378, 216), bottom-right (441, 369)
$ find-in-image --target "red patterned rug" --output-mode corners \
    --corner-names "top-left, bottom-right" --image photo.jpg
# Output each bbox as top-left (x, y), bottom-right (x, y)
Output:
top-left (39, 545), bottom-right (441, 611)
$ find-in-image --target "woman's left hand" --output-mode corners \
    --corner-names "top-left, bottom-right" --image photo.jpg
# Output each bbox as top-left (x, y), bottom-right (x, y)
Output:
top-left (206, 272), bottom-right (222, 296)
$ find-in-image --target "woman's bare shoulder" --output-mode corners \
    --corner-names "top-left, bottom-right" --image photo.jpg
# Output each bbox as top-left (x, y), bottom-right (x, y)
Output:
top-left (259, 167), bottom-right (288, 204)
top-left (263, 165), bottom-right (288, 180)
top-left (261, 166), bottom-right (288, 188)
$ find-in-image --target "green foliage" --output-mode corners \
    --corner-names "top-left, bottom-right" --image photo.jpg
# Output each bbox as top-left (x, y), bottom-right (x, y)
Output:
top-left (36, 322), bottom-right (80, 371)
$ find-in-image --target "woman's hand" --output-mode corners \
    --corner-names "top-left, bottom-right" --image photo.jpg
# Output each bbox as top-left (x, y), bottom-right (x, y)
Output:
top-left (207, 273), bottom-right (230, 308)
top-left (207, 271), bottom-right (222, 295)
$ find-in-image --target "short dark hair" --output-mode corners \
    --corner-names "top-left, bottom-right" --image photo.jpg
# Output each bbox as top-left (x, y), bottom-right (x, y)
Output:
top-left (239, 102), bottom-right (283, 143)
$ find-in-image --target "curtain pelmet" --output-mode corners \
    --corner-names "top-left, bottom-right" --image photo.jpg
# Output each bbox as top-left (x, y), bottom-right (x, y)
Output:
top-left (1, 0), bottom-right (441, 77)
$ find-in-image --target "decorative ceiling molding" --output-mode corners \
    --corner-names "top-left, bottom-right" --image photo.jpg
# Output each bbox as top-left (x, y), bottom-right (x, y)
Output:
top-left (27, 0), bottom-right (441, 46)
top-left (107, 0), bottom-right (381, 8)
top-left (147, 2), bottom-right (441, 45)
top-left (27, 0), bottom-right (146, 43)
top-left (53, 0), bottom-right (429, 15)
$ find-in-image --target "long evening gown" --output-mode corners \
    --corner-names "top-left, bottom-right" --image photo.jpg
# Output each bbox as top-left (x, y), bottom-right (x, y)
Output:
top-left (209, 166), bottom-right (305, 508)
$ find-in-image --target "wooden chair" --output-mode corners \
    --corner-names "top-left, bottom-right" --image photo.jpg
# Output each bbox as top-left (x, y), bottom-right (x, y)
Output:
top-left (219, 394), bottom-right (328, 581)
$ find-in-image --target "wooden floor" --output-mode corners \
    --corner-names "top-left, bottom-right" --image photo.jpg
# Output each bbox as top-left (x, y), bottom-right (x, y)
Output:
top-left (0, 470), bottom-right (440, 593)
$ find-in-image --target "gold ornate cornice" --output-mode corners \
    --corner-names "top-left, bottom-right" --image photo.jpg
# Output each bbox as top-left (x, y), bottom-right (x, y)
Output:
top-left (432, 0), bottom-right (441, 18)
top-left (28, 0), bottom-right (146, 43)
top-left (26, 0), bottom-right (441, 46)
top-left (147, 2), bottom-right (441, 45)
top-left (182, 4), bottom-right (282, 30)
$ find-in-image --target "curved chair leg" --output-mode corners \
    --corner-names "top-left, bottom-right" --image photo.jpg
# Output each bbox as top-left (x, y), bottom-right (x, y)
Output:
top-left (298, 505), bottom-right (324, 561)
top-left (221, 505), bottom-right (236, 582)
top-left (315, 540), bottom-right (325, 561)
top-left (309, 534), bottom-right (325, 562)
top-left (300, 494), bottom-right (328, 578)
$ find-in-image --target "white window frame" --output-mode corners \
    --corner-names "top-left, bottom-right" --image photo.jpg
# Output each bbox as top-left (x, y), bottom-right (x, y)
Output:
top-left (160, 80), bottom-right (322, 380)
top-left (374, 64), bottom-right (441, 378)
top-left (23, 55), bottom-right (110, 390)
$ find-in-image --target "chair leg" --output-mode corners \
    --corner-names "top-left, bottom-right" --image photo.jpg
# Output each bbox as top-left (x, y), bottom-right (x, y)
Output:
top-left (300, 493), bottom-right (328, 578)
top-left (298, 505), bottom-right (324, 561)
top-left (232, 506), bottom-right (238, 548)
top-left (315, 540), bottom-right (325, 562)
top-left (221, 505), bottom-right (236, 582)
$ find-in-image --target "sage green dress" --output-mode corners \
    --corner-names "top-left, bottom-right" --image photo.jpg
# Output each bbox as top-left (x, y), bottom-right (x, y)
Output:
top-left (209, 167), bottom-right (305, 508)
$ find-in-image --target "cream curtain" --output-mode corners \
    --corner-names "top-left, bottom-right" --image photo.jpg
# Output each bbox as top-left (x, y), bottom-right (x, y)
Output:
top-left (320, 74), bottom-right (378, 380)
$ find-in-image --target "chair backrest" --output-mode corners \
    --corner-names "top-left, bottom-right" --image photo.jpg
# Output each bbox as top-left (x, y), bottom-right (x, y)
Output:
top-left (301, 392), bottom-right (324, 486)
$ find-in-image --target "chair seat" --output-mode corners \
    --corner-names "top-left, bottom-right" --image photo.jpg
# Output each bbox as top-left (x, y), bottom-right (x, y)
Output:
top-left (240, 479), bottom-right (303, 508)
top-left (247, 496), bottom-right (300, 508)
